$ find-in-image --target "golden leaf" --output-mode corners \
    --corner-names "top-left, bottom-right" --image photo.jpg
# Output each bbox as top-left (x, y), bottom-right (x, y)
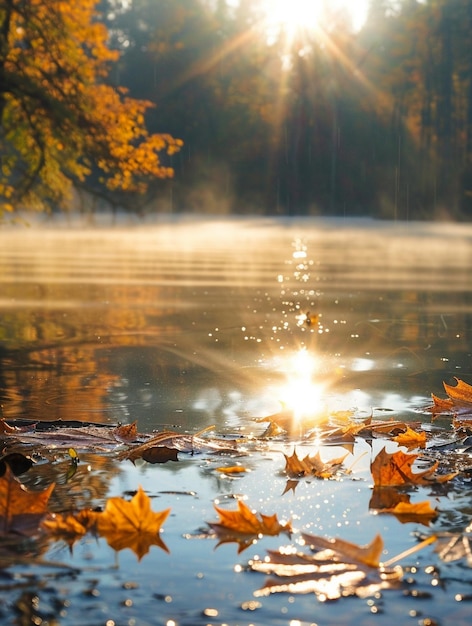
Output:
top-left (393, 426), bottom-right (426, 449)
top-left (209, 500), bottom-right (291, 538)
top-left (0, 466), bottom-right (54, 535)
top-left (92, 486), bottom-right (170, 560)
top-left (284, 449), bottom-right (347, 479)
top-left (41, 512), bottom-right (88, 546)
top-left (215, 466), bottom-right (247, 474)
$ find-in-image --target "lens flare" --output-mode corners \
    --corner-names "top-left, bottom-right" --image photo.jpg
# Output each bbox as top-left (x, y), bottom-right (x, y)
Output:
top-left (278, 349), bottom-right (325, 423)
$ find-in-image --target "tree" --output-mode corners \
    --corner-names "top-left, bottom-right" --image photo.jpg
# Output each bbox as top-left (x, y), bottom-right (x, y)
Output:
top-left (0, 0), bottom-right (182, 214)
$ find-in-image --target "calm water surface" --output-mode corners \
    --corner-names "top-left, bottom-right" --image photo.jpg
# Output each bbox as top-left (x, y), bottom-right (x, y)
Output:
top-left (0, 216), bottom-right (472, 625)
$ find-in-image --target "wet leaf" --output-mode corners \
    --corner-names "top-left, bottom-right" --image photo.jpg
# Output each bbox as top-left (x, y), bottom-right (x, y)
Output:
top-left (0, 466), bottom-right (54, 535)
top-left (113, 421), bottom-right (139, 443)
top-left (250, 533), bottom-right (402, 600)
top-left (302, 531), bottom-right (384, 568)
top-left (41, 512), bottom-right (88, 547)
top-left (208, 500), bottom-right (292, 538)
top-left (429, 378), bottom-right (472, 416)
top-left (434, 529), bottom-right (472, 566)
top-left (369, 488), bottom-right (437, 526)
top-left (215, 466), bottom-right (247, 474)
top-left (0, 453), bottom-right (34, 476)
top-left (371, 447), bottom-right (457, 487)
top-left (393, 426), bottom-right (426, 449)
top-left (141, 446), bottom-right (179, 464)
top-left (91, 486), bottom-right (170, 560)
top-left (283, 449), bottom-right (347, 479)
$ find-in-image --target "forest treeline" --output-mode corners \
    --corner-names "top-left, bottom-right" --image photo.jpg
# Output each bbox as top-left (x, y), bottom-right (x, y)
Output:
top-left (2, 0), bottom-right (472, 218)
top-left (99, 0), bottom-right (472, 219)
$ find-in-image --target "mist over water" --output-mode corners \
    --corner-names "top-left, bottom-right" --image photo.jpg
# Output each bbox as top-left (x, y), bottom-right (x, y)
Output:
top-left (0, 216), bottom-right (470, 430)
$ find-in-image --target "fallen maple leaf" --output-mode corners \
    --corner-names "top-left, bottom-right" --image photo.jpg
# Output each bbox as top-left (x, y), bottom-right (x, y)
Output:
top-left (371, 447), bottom-right (457, 487)
top-left (393, 426), bottom-right (426, 449)
top-left (90, 486), bottom-right (170, 560)
top-left (428, 378), bottom-right (472, 416)
top-left (0, 466), bottom-right (54, 535)
top-left (283, 449), bottom-right (347, 479)
top-left (208, 500), bottom-right (292, 538)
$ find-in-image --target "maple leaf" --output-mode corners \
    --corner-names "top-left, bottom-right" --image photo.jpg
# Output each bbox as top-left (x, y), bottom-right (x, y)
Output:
top-left (371, 447), bottom-right (457, 487)
top-left (91, 486), bottom-right (170, 560)
top-left (208, 500), bottom-right (292, 540)
top-left (283, 449), bottom-right (348, 479)
top-left (393, 426), bottom-right (427, 449)
top-left (0, 467), bottom-right (54, 535)
top-left (428, 378), bottom-right (472, 416)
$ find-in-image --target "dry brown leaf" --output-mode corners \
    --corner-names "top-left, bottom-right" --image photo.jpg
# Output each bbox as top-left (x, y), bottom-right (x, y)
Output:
top-left (90, 486), bottom-right (170, 560)
top-left (393, 426), bottom-right (426, 449)
top-left (0, 466), bottom-right (54, 535)
top-left (208, 500), bottom-right (292, 538)
top-left (113, 421), bottom-right (139, 443)
top-left (371, 447), bottom-right (457, 487)
top-left (284, 449), bottom-right (347, 479)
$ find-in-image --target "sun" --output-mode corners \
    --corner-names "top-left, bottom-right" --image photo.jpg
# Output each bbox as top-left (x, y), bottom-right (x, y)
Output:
top-left (260, 0), bottom-right (370, 42)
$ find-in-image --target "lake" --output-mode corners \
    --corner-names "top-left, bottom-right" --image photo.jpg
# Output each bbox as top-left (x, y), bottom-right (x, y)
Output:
top-left (0, 216), bottom-right (471, 625)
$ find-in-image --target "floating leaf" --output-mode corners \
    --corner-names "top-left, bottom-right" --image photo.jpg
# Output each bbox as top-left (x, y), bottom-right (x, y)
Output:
top-left (0, 453), bottom-right (34, 477)
top-left (302, 531), bottom-right (384, 568)
top-left (250, 533), bottom-right (402, 600)
top-left (0, 466), bottom-right (54, 535)
top-left (371, 447), bottom-right (457, 487)
top-left (393, 426), bottom-right (426, 449)
top-left (208, 500), bottom-right (292, 539)
top-left (284, 449), bottom-right (347, 479)
top-left (141, 446), bottom-right (179, 464)
top-left (90, 486), bottom-right (170, 560)
top-left (113, 421), bottom-right (139, 443)
top-left (41, 512), bottom-right (88, 547)
top-left (215, 466), bottom-right (247, 474)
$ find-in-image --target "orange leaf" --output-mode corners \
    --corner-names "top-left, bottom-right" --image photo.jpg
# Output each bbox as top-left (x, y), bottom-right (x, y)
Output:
top-left (284, 449), bottom-right (347, 479)
top-left (92, 486), bottom-right (170, 560)
top-left (209, 500), bottom-right (291, 537)
top-left (215, 466), bottom-right (247, 474)
top-left (0, 466), bottom-right (54, 535)
top-left (393, 426), bottom-right (426, 449)
top-left (113, 421), bottom-right (138, 443)
top-left (371, 447), bottom-right (457, 487)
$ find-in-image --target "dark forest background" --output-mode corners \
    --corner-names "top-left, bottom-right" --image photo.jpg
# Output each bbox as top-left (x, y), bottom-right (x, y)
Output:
top-left (99, 0), bottom-right (472, 219)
